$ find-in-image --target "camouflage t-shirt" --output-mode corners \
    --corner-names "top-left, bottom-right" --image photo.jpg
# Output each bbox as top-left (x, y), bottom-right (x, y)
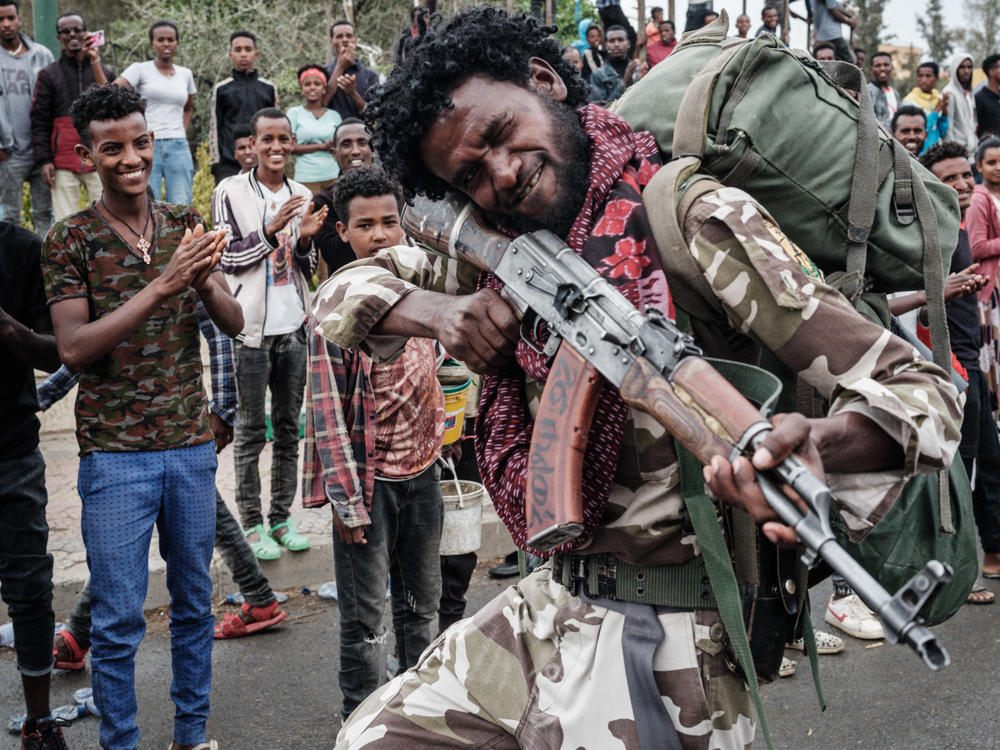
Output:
top-left (42, 203), bottom-right (213, 456)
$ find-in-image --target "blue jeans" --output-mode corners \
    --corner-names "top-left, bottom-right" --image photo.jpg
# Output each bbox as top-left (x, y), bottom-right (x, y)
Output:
top-left (0, 155), bottom-right (53, 238)
top-left (150, 138), bottom-right (194, 205)
top-left (234, 326), bottom-right (307, 530)
top-left (333, 463), bottom-right (444, 718)
top-left (66, 488), bottom-right (275, 651)
top-left (0, 448), bottom-right (55, 676)
top-left (79, 443), bottom-right (217, 750)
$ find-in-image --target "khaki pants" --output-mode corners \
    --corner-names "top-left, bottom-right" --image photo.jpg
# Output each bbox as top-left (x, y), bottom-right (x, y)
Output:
top-left (52, 169), bottom-right (102, 221)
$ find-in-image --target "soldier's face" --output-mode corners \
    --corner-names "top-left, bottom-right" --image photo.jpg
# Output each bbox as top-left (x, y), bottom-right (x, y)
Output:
top-left (78, 112), bottom-right (153, 198)
top-left (420, 63), bottom-right (590, 238)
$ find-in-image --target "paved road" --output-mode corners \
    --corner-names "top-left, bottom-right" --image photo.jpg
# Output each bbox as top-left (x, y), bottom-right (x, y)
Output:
top-left (2, 567), bottom-right (998, 749)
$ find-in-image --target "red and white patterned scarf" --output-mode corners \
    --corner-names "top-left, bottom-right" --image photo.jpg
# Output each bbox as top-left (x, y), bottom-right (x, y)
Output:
top-left (475, 105), bottom-right (669, 555)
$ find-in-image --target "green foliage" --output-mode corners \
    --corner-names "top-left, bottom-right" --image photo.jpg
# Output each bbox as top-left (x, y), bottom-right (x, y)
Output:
top-left (853, 0), bottom-right (892, 60)
top-left (916, 0), bottom-right (956, 65)
top-left (106, 0), bottom-right (420, 149)
top-left (191, 140), bottom-right (214, 227)
top-left (510, 0), bottom-right (599, 45)
top-left (957, 0), bottom-right (1000, 70)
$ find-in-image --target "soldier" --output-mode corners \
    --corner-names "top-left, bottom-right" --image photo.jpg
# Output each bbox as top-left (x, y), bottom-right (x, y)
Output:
top-left (314, 9), bottom-right (961, 749)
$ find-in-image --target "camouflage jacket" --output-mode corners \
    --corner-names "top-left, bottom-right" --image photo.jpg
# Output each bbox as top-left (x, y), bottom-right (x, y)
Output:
top-left (312, 186), bottom-right (961, 566)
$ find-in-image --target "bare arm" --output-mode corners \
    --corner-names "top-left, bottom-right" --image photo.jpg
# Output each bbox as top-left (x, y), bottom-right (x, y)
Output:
top-left (183, 94), bottom-right (194, 134)
top-left (195, 272), bottom-right (243, 338)
top-left (0, 305), bottom-right (60, 372)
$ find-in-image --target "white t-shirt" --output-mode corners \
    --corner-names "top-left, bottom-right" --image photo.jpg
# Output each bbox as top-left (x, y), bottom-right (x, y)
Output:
top-left (260, 182), bottom-right (305, 336)
top-left (120, 60), bottom-right (195, 139)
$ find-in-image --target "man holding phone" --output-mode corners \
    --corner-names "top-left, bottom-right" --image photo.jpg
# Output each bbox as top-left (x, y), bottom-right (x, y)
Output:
top-left (29, 12), bottom-right (112, 222)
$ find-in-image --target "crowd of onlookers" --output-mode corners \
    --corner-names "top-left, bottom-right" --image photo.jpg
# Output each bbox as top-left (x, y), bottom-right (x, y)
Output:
top-left (2, 0), bottom-right (1000, 747)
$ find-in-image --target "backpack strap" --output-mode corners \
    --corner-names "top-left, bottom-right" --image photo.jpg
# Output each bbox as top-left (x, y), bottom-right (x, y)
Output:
top-left (676, 8), bottom-right (732, 45)
top-left (676, 443), bottom-right (776, 750)
top-left (643, 162), bottom-right (725, 322)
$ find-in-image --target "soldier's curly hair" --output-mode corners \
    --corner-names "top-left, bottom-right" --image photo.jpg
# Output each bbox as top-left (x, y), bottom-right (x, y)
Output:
top-left (332, 165), bottom-right (403, 224)
top-left (366, 6), bottom-right (589, 200)
top-left (919, 140), bottom-right (968, 170)
top-left (70, 83), bottom-right (146, 147)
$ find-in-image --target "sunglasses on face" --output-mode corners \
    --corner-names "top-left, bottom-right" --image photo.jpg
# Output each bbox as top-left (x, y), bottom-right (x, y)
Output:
top-left (57, 27), bottom-right (86, 35)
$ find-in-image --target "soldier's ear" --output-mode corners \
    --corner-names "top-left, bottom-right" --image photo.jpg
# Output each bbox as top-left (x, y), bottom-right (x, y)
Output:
top-left (527, 57), bottom-right (568, 103)
top-left (75, 143), bottom-right (94, 168)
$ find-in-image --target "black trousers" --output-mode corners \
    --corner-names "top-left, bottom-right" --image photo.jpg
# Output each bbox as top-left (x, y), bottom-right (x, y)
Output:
top-left (959, 369), bottom-right (1000, 553)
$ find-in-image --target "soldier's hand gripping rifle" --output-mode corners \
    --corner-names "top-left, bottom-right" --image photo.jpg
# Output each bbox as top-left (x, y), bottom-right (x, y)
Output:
top-left (401, 193), bottom-right (952, 671)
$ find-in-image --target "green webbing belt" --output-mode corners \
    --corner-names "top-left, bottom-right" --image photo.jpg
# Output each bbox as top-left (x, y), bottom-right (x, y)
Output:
top-left (677, 444), bottom-right (775, 750)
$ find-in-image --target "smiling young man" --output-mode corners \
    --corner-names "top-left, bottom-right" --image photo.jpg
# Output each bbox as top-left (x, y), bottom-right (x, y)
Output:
top-left (867, 51), bottom-right (898, 130)
top-left (304, 165), bottom-right (444, 721)
top-left (41, 83), bottom-right (242, 750)
top-left (29, 12), bottom-right (112, 221)
top-left (314, 9), bottom-right (960, 749)
top-left (208, 31), bottom-right (277, 183)
top-left (0, 0), bottom-right (54, 236)
top-left (212, 107), bottom-right (325, 560)
top-left (891, 104), bottom-right (928, 155)
top-left (313, 118), bottom-right (376, 277)
top-left (918, 142), bottom-right (1000, 605)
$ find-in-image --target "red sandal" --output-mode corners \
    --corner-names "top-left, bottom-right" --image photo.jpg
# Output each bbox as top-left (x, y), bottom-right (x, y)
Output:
top-left (214, 600), bottom-right (288, 639)
top-left (53, 629), bottom-right (88, 670)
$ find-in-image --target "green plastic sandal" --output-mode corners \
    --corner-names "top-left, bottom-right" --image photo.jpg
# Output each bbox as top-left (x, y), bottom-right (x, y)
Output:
top-left (245, 524), bottom-right (281, 560)
top-left (270, 520), bottom-right (311, 552)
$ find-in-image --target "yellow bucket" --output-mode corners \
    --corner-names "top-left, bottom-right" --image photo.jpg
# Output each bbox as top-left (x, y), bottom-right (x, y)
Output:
top-left (441, 378), bottom-right (472, 445)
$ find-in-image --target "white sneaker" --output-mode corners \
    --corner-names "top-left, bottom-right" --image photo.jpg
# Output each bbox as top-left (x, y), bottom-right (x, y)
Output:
top-left (788, 630), bottom-right (845, 654)
top-left (778, 655), bottom-right (796, 677)
top-left (824, 594), bottom-right (885, 640)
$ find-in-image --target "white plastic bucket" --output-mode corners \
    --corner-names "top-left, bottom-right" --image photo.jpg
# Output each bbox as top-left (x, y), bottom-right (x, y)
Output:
top-left (439, 480), bottom-right (485, 555)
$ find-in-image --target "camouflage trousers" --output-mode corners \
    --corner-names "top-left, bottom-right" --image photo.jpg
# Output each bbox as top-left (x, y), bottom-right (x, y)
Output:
top-left (335, 562), bottom-right (755, 749)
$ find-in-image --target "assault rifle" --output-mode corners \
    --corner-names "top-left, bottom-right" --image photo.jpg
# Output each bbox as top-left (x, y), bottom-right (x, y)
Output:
top-left (401, 193), bottom-right (952, 671)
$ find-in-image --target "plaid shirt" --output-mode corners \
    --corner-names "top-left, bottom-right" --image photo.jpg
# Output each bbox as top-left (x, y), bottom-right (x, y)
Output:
top-left (36, 301), bottom-right (237, 425)
top-left (302, 317), bottom-right (375, 527)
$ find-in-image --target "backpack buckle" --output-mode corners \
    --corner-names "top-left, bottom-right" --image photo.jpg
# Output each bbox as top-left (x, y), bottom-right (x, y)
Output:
top-left (892, 193), bottom-right (916, 226)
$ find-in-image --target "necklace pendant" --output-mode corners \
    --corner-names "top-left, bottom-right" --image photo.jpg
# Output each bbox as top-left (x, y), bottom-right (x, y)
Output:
top-left (137, 236), bottom-right (152, 264)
